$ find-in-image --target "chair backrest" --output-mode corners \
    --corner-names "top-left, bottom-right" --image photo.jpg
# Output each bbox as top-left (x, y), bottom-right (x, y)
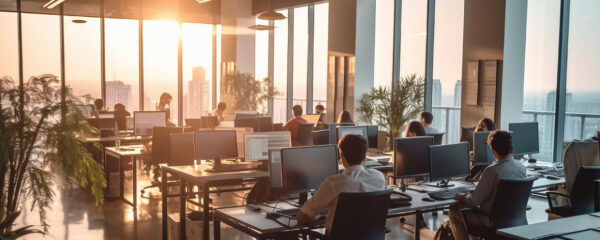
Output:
top-left (185, 118), bottom-right (202, 128)
top-left (169, 132), bottom-right (195, 166)
top-left (563, 141), bottom-right (600, 193)
top-left (312, 129), bottom-right (330, 145)
top-left (595, 180), bottom-right (600, 212)
top-left (488, 177), bottom-right (536, 229)
top-left (329, 189), bottom-right (392, 240)
top-left (569, 166), bottom-right (600, 215)
top-left (427, 132), bottom-right (445, 145)
top-left (296, 123), bottom-right (315, 146)
top-left (152, 127), bottom-right (185, 164)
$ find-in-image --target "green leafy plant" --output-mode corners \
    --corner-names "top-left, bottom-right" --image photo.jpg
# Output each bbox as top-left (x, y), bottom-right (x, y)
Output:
top-left (221, 72), bottom-right (277, 114)
top-left (0, 75), bottom-right (105, 239)
top-left (357, 74), bottom-right (425, 149)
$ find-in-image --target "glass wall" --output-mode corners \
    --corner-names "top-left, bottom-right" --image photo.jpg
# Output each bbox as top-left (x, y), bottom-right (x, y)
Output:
top-left (292, 6), bottom-right (308, 112)
top-left (431, 0), bottom-right (464, 143)
top-left (399, 0), bottom-right (428, 80)
top-left (105, 18), bottom-right (140, 112)
top-left (313, 3), bottom-right (329, 111)
top-left (273, 10), bottom-right (288, 123)
top-left (564, 0), bottom-right (600, 141)
top-left (0, 12), bottom-right (19, 81)
top-left (254, 18), bottom-right (269, 114)
top-left (373, 0), bottom-right (394, 88)
top-left (182, 23), bottom-right (213, 119)
top-left (64, 16), bottom-right (101, 104)
top-left (22, 13), bottom-right (61, 79)
top-left (522, 0), bottom-right (560, 161)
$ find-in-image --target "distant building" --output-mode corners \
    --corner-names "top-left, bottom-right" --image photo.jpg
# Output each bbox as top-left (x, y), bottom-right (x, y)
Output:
top-left (187, 66), bottom-right (210, 118)
top-left (432, 79), bottom-right (442, 106)
top-left (106, 80), bottom-right (132, 111)
top-left (453, 80), bottom-right (462, 107)
top-left (448, 80), bottom-right (462, 143)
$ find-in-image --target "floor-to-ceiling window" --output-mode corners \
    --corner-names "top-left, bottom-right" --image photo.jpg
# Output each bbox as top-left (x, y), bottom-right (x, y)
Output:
top-left (373, 0), bottom-right (393, 89)
top-left (182, 23), bottom-right (213, 119)
top-left (273, 10), bottom-right (288, 123)
top-left (64, 16), bottom-right (101, 104)
top-left (399, 0), bottom-right (428, 80)
top-left (254, 18), bottom-right (270, 114)
top-left (0, 12), bottom-right (19, 81)
top-left (22, 13), bottom-right (61, 80)
top-left (105, 18), bottom-right (140, 112)
top-left (292, 6), bottom-right (308, 112)
top-left (522, 0), bottom-right (560, 161)
top-left (313, 3), bottom-right (329, 112)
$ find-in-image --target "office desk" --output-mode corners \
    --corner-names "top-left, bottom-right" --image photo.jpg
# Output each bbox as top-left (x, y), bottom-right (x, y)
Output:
top-left (104, 145), bottom-right (146, 208)
top-left (497, 213), bottom-right (600, 239)
top-left (161, 165), bottom-right (268, 240)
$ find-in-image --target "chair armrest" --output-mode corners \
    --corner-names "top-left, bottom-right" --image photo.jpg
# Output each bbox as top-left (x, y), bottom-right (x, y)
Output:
top-left (460, 207), bottom-right (489, 233)
top-left (546, 191), bottom-right (571, 212)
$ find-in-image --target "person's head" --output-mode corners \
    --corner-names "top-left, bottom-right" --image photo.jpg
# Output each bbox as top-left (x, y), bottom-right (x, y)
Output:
top-left (217, 102), bottom-right (227, 111)
top-left (114, 103), bottom-right (126, 112)
top-left (292, 105), bottom-right (303, 117)
top-left (487, 130), bottom-right (514, 160)
top-left (475, 118), bottom-right (496, 132)
top-left (338, 134), bottom-right (368, 167)
top-left (159, 92), bottom-right (172, 106)
top-left (405, 121), bottom-right (426, 137)
top-left (93, 99), bottom-right (104, 110)
top-left (420, 112), bottom-right (434, 127)
top-left (336, 110), bottom-right (353, 123)
top-left (315, 105), bottom-right (325, 114)
top-left (593, 131), bottom-right (599, 141)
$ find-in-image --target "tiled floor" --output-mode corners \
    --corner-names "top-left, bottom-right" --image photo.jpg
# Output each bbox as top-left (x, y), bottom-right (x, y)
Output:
top-left (17, 166), bottom-right (553, 240)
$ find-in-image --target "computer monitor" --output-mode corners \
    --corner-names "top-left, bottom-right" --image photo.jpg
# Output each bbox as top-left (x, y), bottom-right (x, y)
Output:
top-left (98, 111), bottom-right (115, 118)
top-left (75, 104), bottom-right (93, 117)
top-left (134, 111), bottom-right (167, 136)
top-left (234, 116), bottom-right (273, 132)
top-left (460, 126), bottom-right (475, 150)
top-left (336, 126), bottom-right (368, 146)
top-left (201, 116), bottom-right (220, 129)
top-left (328, 123), bottom-right (356, 144)
top-left (366, 125), bottom-right (379, 149)
top-left (126, 117), bottom-right (134, 130)
top-left (473, 131), bottom-right (496, 166)
top-left (429, 142), bottom-right (471, 187)
top-left (280, 145), bottom-right (338, 204)
top-left (268, 149), bottom-right (283, 188)
top-left (394, 136), bottom-right (434, 180)
top-left (509, 122), bottom-right (540, 156)
top-left (244, 131), bottom-right (292, 161)
top-left (303, 114), bottom-right (322, 124)
top-left (312, 129), bottom-right (330, 145)
top-left (194, 130), bottom-right (238, 165)
top-left (235, 110), bottom-right (259, 119)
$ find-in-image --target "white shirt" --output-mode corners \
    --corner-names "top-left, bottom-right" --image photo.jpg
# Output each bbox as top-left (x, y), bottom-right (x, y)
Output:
top-left (424, 126), bottom-right (440, 134)
top-left (299, 165), bottom-right (386, 232)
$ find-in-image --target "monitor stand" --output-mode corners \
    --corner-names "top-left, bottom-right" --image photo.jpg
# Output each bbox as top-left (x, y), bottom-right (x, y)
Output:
top-left (424, 179), bottom-right (455, 188)
top-left (298, 192), bottom-right (308, 206)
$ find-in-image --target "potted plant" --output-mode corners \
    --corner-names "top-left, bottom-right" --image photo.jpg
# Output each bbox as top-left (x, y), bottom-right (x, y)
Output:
top-left (221, 72), bottom-right (277, 114)
top-left (357, 74), bottom-right (425, 150)
top-left (0, 75), bottom-right (105, 239)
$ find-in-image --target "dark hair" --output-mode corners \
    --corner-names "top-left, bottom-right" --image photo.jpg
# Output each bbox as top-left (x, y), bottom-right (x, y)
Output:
top-left (488, 130), bottom-right (513, 158)
top-left (217, 102), bottom-right (227, 111)
top-left (406, 121), bottom-right (426, 137)
top-left (476, 118), bottom-right (496, 132)
top-left (292, 105), bottom-right (303, 117)
top-left (160, 92), bottom-right (172, 104)
top-left (315, 105), bottom-right (325, 111)
top-left (114, 103), bottom-right (126, 111)
top-left (338, 134), bottom-right (368, 165)
top-left (94, 99), bottom-right (104, 110)
top-left (421, 112), bottom-right (433, 124)
top-left (337, 111), bottom-right (353, 123)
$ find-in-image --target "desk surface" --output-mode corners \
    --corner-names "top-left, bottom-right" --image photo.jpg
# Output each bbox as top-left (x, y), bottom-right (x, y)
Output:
top-left (105, 145), bottom-right (145, 157)
top-left (162, 165), bottom-right (268, 183)
top-left (85, 135), bottom-right (150, 143)
top-left (497, 214), bottom-right (600, 240)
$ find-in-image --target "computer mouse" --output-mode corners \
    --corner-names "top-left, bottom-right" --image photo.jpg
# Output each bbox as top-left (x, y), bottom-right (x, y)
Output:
top-left (528, 158), bottom-right (537, 163)
top-left (266, 212), bottom-right (281, 219)
top-left (246, 204), bottom-right (261, 212)
top-left (421, 197), bottom-right (435, 202)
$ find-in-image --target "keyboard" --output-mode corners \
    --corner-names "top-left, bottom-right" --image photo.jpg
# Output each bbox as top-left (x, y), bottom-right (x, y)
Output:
top-left (276, 208), bottom-right (300, 217)
top-left (428, 187), bottom-right (472, 200)
top-left (364, 160), bottom-right (383, 167)
top-left (539, 169), bottom-right (565, 177)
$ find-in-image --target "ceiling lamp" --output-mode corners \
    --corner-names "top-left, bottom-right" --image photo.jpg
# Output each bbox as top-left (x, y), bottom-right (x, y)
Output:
top-left (258, 10), bottom-right (286, 21)
top-left (195, 0), bottom-right (211, 3)
top-left (43, 0), bottom-right (66, 9)
top-left (248, 24), bottom-right (275, 31)
top-left (72, 19), bottom-right (87, 24)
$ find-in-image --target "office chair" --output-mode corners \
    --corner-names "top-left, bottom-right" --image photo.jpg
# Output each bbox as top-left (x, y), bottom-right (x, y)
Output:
top-left (141, 127), bottom-right (188, 197)
top-left (595, 180), bottom-right (600, 212)
top-left (312, 129), bottom-right (330, 145)
top-left (461, 177), bottom-right (536, 239)
top-left (546, 166), bottom-right (600, 217)
top-left (301, 189), bottom-right (393, 240)
top-left (427, 132), bottom-right (445, 145)
top-left (296, 123), bottom-right (315, 146)
top-left (563, 141), bottom-right (600, 193)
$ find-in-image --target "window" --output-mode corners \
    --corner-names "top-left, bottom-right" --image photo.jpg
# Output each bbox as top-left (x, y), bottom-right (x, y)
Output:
top-left (432, 0), bottom-right (464, 143)
top-left (64, 16), bottom-right (101, 103)
top-left (399, 0), bottom-right (428, 80)
top-left (273, 10), bottom-right (288, 123)
top-left (254, 18), bottom-right (269, 114)
top-left (292, 6), bottom-right (308, 112)
top-left (373, 0), bottom-right (394, 88)
top-left (313, 3), bottom-right (329, 111)
top-left (522, 0), bottom-right (560, 161)
top-left (182, 23), bottom-right (213, 119)
top-left (22, 13), bottom-right (60, 79)
top-left (0, 12), bottom-right (19, 81)
top-left (105, 18), bottom-right (140, 112)
top-left (564, 0), bottom-right (600, 141)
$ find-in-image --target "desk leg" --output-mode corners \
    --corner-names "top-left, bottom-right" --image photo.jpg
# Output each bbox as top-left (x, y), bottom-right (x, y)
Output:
top-left (162, 168), bottom-right (168, 240)
top-left (202, 184), bottom-right (210, 240)
top-left (104, 148), bottom-right (110, 192)
top-left (414, 211), bottom-right (422, 240)
top-left (214, 219), bottom-right (220, 240)
top-left (180, 180), bottom-right (186, 240)
top-left (120, 156), bottom-right (124, 200)
top-left (132, 156), bottom-right (137, 210)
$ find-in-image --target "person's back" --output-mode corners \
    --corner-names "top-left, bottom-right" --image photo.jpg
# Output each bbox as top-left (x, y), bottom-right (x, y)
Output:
top-left (283, 105), bottom-right (308, 146)
top-left (473, 156), bottom-right (526, 212)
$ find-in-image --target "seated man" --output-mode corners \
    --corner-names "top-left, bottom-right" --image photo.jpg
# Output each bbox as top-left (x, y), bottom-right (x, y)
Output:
top-left (448, 130), bottom-right (526, 240)
top-left (297, 134), bottom-right (386, 234)
top-left (282, 105), bottom-right (308, 147)
top-left (421, 112), bottom-right (440, 134)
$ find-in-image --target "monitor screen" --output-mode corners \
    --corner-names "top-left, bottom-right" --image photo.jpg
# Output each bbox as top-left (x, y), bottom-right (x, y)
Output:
top-left (194, 130), bottom-right (238, 160)
top-left (126, 117), bottom-right (134, 130)
top-left (303, 114), bottom-right (321, 124)
top-left (235, 110), bottom-right (259, 119)
top-left (429, 142), bottom-right (471, 181)
top-left (244, 131), bottom-right (292, 161)
top-left (366, 125), bottom-right (379, 149)
top-left (460, 126), bottom-right (475, 150)
top-left (75, 105), bottom-right (93, 117)
top-left (134, 111), bottom-right (167, 136)
top-left (509, 122), bottom-right (540, 155)
top-left (328, 123), bottom-right (356, 144)
top-left (280, 145), bottom-right (339, 194)
top-left (394, 136), bottom-right (434, 178)
top-left (474, 131), bottom-right (496, 165)
top-left (268, 149), bottom-right (283, 188)
top-left (336, 126), bottom-right (368, 145)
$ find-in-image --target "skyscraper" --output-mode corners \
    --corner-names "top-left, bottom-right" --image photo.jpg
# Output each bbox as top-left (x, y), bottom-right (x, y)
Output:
top-left (188, 66), bottom-right (210, 118)
top-left (105, 80), bottom-right (132, 111)
top-left (448, 80), bottom-right (462, 143)
top-left (453, 80), bottom-right (462, 107)
top-left (432, 79), bottom-right (442, 106)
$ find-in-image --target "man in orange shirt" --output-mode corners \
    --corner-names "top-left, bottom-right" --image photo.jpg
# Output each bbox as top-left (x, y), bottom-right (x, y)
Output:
top-left (282, 105), bottom-right (308, 147)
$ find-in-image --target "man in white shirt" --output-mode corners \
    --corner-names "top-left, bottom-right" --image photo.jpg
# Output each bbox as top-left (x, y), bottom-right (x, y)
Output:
top-left (421, 112), bottom-right (440, 134)
top-left (448, 130), bottom-right (527, 240)
top-left (296, 134), bottom-right (386, 233)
